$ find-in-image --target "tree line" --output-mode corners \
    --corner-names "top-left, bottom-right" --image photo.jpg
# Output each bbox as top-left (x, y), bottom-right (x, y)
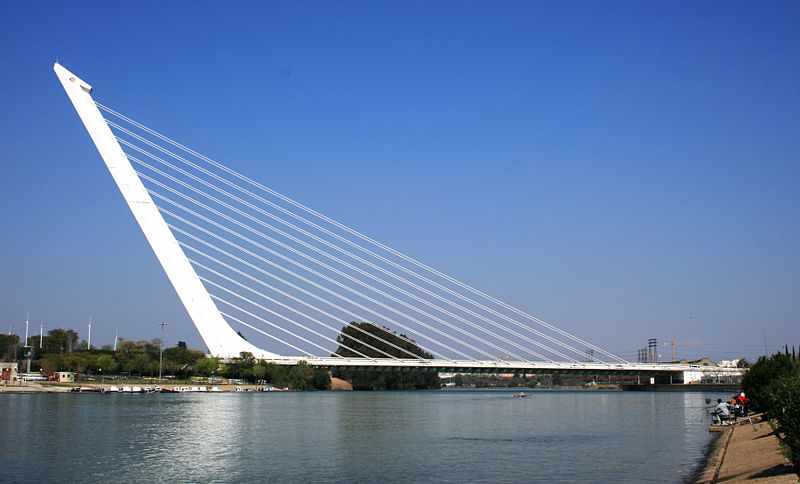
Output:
top-left (2, 321), bottom-right (442, 391)
top-left (741, 346), bottom-right (800, 472)
top-left (0, 329), bottom-right (329, 390)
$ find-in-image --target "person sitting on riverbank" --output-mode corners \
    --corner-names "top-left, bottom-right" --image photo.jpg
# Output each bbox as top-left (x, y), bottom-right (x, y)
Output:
top-left (736, 392), bottom-right (749, 414)
top-left (729, 397), bottom-right (743, 417)
top-left (713, 398), bottom-right (731, 424)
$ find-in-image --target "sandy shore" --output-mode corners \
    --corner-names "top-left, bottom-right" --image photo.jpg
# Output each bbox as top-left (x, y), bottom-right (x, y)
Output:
top-left (696, 420), bottom-right (798, 483)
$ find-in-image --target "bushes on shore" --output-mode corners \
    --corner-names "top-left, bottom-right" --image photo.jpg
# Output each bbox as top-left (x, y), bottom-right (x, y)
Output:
top-left (768, 376), bottom-right (800, 472)
top-left (741, 351), bottom-right (796, 412)
top-left (224, 354), bottom-right (330, 390)
top-left (741, 350), bottom-right (800, 470)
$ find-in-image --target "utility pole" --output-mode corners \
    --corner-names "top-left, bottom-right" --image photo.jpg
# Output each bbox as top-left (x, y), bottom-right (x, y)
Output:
top-left (87, 315), bottom-right (92, 350)
top-left (648, 338), bottom-right (658, 363)
top-left (158, 322), bottom-right (167, 383)
top-left (39, 318), bottom-right (43, 349)
top-left (113, 328), bottom-right (118, 351)
top-left (24, 313), bottom-right (31, 373)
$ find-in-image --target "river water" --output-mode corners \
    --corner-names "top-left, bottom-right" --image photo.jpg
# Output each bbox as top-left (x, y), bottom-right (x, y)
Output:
top-left (0, 389), bottom-right (723, 482)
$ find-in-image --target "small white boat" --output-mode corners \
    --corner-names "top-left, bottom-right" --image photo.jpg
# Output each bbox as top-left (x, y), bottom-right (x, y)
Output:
top-left (210, 386), bottom-right (222, 392)
top-left (132, 386), bottom-right (143, 393)
top-left (108, 385), bottom-right (120, 392)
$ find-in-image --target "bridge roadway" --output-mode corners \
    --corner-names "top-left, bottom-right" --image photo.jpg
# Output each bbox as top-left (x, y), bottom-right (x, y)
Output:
top-left (258, 357), bottom-right (745, 378)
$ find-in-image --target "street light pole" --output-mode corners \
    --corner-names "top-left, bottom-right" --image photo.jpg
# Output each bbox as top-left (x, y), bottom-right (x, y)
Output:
top-left (158, 322), bottom-right (167, 383)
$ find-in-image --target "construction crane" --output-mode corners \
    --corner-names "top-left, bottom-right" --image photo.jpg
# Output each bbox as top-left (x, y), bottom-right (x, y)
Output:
top-left (664, 339), bottom-right (704, 362)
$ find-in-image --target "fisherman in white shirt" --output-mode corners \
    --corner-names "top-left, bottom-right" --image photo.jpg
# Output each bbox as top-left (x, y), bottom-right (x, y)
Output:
top-left (714, 398), bottom-right (730, 422)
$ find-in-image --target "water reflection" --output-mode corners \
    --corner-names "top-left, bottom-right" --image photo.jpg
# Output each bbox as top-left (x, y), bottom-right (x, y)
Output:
top-left (0, 390), bottom-right (720, 482)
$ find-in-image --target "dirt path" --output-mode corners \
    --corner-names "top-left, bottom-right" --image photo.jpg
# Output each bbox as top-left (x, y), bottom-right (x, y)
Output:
top-left (699, 421), bottom-right (798, 483)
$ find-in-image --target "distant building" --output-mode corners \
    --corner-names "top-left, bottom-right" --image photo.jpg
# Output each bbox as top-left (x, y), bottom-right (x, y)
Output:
top-left (1, 362), bottom-right (18, 383)
top-left (54, 371), bottom-right (75, 383)
top-left (674, 358), bottom-right (717, 367)
top-left (670, 358), bottom-right (746, 384)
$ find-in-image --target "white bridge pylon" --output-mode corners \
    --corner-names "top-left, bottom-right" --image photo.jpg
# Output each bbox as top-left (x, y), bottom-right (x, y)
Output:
top-left (55, 63), bottom-right (629, 368)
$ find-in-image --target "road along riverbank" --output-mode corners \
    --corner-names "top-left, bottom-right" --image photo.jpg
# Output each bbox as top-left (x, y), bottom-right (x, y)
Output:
top-left (696, 420), bottom-right (798, 483)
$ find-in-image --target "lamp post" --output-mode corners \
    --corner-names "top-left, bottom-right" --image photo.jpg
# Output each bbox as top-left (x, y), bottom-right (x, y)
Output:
top-left (158, 322), bottom-right (167, 383)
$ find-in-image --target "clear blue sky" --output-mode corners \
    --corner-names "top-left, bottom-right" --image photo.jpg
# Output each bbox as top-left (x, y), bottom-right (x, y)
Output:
top-left (1, 1), bottom-right (798, 362)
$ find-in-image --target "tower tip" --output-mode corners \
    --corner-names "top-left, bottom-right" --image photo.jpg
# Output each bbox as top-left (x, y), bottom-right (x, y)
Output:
top-left (53, 63), bottom-right (93, 93)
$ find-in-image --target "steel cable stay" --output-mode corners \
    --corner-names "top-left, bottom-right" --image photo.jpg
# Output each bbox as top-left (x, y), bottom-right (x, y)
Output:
top-left (184, 247), bottom-right (446, 362)
top-left (166, 215), bottom-right (511, 364)
top-left (96, 102), bottom-right (623, 363)
top-left (182, 241), bottom-right (458, 363)
top-left (148, 185), bottom-right (548, 363)
top-left (130, 159), bottom-right (572, 363)
top-left (102, 105), bottom-right (626, 363)
top-left (105, 118), bottom-right (615, 363)
top-left (211, 296), bottom-right (339, 360)
top-left (160, 213), bottom-right (483, 362)
top-left (108, 121), bottom-right (598, 362)
top-left (189, 258), bottom-right (413, 361)
top-left (198, 276), bottom-right (377, 361)
top-left (185, 256), bottom-right (432, 361)
top-left (218, 311), bottom-right (314, 359)
top-left (118, 140), bottom-right (588, 362)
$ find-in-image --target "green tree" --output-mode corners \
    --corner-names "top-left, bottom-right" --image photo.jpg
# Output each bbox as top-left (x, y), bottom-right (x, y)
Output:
top-left (37, 354), bottom-right (63, 374)
top-left (63, 353), bottom-right (90, 374)
top-left (96, 354), bottom-right (119, 375)
top-left (194, 357), bottom-right (220, 377)
top-left (0, 334), bottom-right (20, 362)
top-left (42, 329), bottom-right (80, 354)
top-left (125, 353), bottom-right (154, 377)
top-left (332, 322), bottom-right (440, 390)
top-left (767, 376), bottom-right (800, 471)
top-left (115, 340), bottom-right (142, 370)
top-left (162, 346), bottom-right (205, 378)
top-left (286, 361), bottom-right (315, 390)
top-left (224, 352), bottom-right (257, 381)
top-left (741, 352), bottom-right (798, 412)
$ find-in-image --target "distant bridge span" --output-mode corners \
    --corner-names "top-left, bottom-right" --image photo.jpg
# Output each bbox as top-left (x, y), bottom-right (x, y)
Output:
top-left (258, 357), bottom-right (746, 384)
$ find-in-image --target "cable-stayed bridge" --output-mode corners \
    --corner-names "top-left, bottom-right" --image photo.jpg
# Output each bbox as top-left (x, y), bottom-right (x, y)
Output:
top-left (54, 64), bottom-right (741, 382)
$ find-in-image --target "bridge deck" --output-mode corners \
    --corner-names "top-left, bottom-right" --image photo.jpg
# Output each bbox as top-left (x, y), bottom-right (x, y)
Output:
top-left (259, 357), bottom-right (745, 375)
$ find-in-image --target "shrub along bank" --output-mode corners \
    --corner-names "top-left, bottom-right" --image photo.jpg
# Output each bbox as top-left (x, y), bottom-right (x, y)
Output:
top-left (741, 348), bottom-right (800, 472)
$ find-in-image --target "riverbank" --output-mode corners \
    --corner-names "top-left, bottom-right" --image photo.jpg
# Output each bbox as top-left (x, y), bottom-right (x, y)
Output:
top-left (0, 382), bottom-right (279, 393)
top-left (696, 420), bottom-right (798, 483)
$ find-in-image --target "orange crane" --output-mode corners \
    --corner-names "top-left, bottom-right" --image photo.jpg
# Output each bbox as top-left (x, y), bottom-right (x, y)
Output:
top-left (665, 339), bottom-right (704, 362)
